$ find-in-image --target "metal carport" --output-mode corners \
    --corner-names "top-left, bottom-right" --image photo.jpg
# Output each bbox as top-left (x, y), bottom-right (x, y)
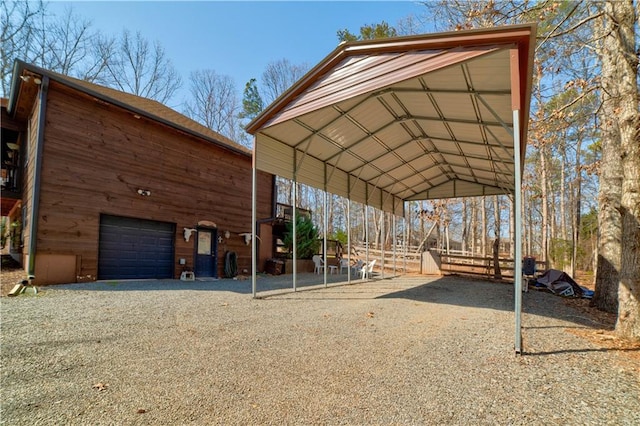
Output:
top-left (246, 24), bottom-right (536, 353)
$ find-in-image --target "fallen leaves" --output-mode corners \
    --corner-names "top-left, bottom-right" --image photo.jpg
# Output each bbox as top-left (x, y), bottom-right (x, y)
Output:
top-left (92, 382), bottom-right (108, 391)
top-left (567, 328), bottom-right (640, 373)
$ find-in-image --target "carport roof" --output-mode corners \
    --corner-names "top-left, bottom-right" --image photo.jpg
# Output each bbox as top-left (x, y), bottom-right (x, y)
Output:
top-left (247, 24), bottom-right (536, 215)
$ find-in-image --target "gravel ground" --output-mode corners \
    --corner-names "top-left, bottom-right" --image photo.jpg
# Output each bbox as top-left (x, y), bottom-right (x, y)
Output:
top-left (1, 274), bottom-right (638, 425)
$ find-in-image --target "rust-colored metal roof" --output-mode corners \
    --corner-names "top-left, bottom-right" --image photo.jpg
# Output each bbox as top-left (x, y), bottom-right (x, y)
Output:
top-left (7, 60), bottom-right (251, 157)
top-left (247, 24), bottom-right (536, 214)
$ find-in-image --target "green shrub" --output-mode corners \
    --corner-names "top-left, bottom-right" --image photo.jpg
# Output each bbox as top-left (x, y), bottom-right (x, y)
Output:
top-left (283, 215), bottom-right (320, 259)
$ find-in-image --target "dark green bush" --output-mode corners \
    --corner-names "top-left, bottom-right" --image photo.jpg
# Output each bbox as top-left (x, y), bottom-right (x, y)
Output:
top-left (283, 215), bottom-right (320, 259)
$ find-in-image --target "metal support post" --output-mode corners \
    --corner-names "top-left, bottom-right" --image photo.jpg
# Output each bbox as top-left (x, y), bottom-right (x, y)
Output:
top-left (513, 109), bottom-right (523, 354)
top-left (251, 138), bottom-right (257, 298)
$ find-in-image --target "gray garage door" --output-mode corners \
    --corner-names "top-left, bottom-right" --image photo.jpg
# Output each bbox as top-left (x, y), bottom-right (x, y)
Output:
top-left (98, 215), bottom-right (175, 280)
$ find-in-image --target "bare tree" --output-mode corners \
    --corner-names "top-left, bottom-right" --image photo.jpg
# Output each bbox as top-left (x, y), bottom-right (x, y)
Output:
top-left (81, 33), bottom-right (117, 83)
top-left (1, 0), bottom-right (44, 95)
top-left (493, 196), bottom-right (502, 279)
top-left (396, 14), bottom-right (432, 36)
top-left (251, 58), bottom-right (311, 208)
top-left (261, 58), bottom-right (309, 105)
top-left (184, 69), bottom-right (240, 140)
top-left (2, 7), bottom-right (183, 104)
top-left (102, 30), bottom-right (182, 103)
top-left (40, 6), bottom-right (95, 77)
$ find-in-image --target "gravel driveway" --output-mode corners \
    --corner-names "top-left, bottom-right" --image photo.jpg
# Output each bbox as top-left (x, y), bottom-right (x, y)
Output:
top-left (1, 274), bottom-right (638, 425)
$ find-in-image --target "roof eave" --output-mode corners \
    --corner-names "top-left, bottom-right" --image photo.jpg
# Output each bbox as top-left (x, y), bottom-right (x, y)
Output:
top-left (6, 59), bottom-right (27, 115)
top-left (247, 23), bottom-right (537, 136)
top-left (7, 60), bottom-right (251, 158)
top-left (245, 44), bottom-right (349, 135)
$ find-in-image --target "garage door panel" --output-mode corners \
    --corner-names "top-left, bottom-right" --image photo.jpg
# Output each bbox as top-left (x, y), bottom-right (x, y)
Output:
top-left (98, 215), bottom-right (175, 280)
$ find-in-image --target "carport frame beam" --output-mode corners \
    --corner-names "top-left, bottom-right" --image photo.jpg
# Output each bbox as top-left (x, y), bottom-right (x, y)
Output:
top-left (252, 137), bottom-right (258, 298)
top-left (513, 108), bottom-right (523, 354)
top-left (511, 46), bottom-right (524, 354)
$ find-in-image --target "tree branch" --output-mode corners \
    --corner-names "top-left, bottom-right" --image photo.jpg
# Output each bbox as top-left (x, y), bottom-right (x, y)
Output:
top-left (537, 10), bottom-right (604, 52)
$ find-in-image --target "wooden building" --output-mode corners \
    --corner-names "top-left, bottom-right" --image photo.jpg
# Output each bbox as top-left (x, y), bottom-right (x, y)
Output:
top-left (1, 60), bottom-right (274, 285)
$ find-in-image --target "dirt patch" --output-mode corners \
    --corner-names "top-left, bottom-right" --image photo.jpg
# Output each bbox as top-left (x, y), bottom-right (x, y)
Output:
top-left (562, 297), bottom-right (616, 329)
top-left (567, 326), bottom-right (640, 373)
top-left (1, 255), bottom-right (26, 297)
top-left (573, 270), bottom-right (595, 290)
top-left (531, 269), bottom-right (639, 367)
top-left (562, 295), bottom-right (640, 372)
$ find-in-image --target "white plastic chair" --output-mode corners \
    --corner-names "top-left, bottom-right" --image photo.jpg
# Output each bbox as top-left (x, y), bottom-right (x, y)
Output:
top-left (361, 259), bottom-right (376, 279)
top-left (339, 258), bottom-right (350, 274)
top-left (312, 255), bottom-right (324, 274)
top-left (351, 259), bottom-right (364, 276)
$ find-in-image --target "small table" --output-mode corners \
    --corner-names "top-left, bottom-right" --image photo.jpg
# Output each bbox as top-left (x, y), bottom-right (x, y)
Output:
top-left (328, 265), bottom-right (338, 275)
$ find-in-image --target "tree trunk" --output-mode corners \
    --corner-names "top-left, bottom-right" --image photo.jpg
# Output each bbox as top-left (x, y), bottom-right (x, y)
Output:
top-left (572, 139), bottom-right (582, 278)
top-left (327, 194), bottom-right (334, 237)
top-left (540, 143), bottom-right (549, 264)
top-left (360, 203), bottom-right (366, 244)
top-left (560, 141), bottom-right (569, 271)
top-left (493, 196), bottom-right (501, 248)
top-left (421, 201), bottom-right (427, 248)
top-left (406, 202), bottom-right (413, 248)
top-left (593, 1), bottom-right (626, 314)
top-left (608, 0), bottom-right (639, 340)
top-left (481, 197), bottom-right (487, 257)
top-left (445, 223), bottom-right (450, 254)
top-left (471, 199), bottom-right (477, 255)
top-left (513, 196), bottom-right (517, 258)
top-left (493, 238), bottom-right (502, 280)
top-left (462, 200), bottom-right (468, 253)
top-left (493, 196), bottom-right (502, 280)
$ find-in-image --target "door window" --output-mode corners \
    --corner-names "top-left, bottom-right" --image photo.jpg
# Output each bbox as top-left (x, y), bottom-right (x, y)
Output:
top-left (197, 231), bottom-right (211, 255)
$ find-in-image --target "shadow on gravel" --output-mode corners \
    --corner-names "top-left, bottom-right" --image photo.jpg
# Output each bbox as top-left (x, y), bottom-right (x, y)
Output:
top-left (376, 276), bottom-right (601, 330)
top-left (525, 347), bottom-right (640, 357)
top-left (47, 274), bottom-right (601, 332)
top-left (48, 273), bottom-right (357, 295)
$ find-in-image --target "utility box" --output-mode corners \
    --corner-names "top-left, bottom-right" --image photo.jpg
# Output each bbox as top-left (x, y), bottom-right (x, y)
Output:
top-left (265, 258), bottom-right (284, 275)
top-left (523, 257), bottom-right (536, 276)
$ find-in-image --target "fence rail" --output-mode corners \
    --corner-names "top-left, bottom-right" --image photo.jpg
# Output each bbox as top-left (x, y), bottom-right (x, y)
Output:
top-left (350, 245), bottom-right (421, 274)
top-left (438, 251), bottom-right (546, 281)
top-left (350, 243), bottom-right (546, 280)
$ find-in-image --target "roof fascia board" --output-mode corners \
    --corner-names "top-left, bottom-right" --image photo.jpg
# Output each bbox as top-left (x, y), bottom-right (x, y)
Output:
top-left (343, 25), bottom-right (534, 54)
top-left (246, 46), bottom-right (349, 134)
top-left (6, 60), bottom-right (27, 114)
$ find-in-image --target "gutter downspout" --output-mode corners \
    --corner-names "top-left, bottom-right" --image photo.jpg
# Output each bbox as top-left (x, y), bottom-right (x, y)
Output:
top-left (27, 76), bottom-right (49, 281)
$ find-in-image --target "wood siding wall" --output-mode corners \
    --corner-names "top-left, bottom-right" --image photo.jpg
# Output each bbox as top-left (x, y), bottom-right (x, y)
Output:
top-left (33, 81), bottom-right (273, 283)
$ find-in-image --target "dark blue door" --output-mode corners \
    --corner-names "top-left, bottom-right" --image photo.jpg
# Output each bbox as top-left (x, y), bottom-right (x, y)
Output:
top-left (98, 215), bottom-right (175, 280)
top-left (195, 228), bottom-right (218, 278)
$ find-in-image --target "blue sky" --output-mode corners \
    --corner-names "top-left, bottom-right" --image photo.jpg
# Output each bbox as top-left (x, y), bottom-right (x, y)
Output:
top-left (48, 1), bottom-right (430, 107)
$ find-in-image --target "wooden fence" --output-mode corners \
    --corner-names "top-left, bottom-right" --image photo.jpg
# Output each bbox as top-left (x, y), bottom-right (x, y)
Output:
top-left (350, 244), bottom-right (546, 281)
top-left (437, 251), bottom-right (546, 281)
top-left (349, 244), bottom-right (421, 275)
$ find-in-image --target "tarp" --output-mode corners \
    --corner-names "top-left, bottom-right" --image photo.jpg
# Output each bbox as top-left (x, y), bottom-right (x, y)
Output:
top-left (535, 269), bottom-right (584, 298)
